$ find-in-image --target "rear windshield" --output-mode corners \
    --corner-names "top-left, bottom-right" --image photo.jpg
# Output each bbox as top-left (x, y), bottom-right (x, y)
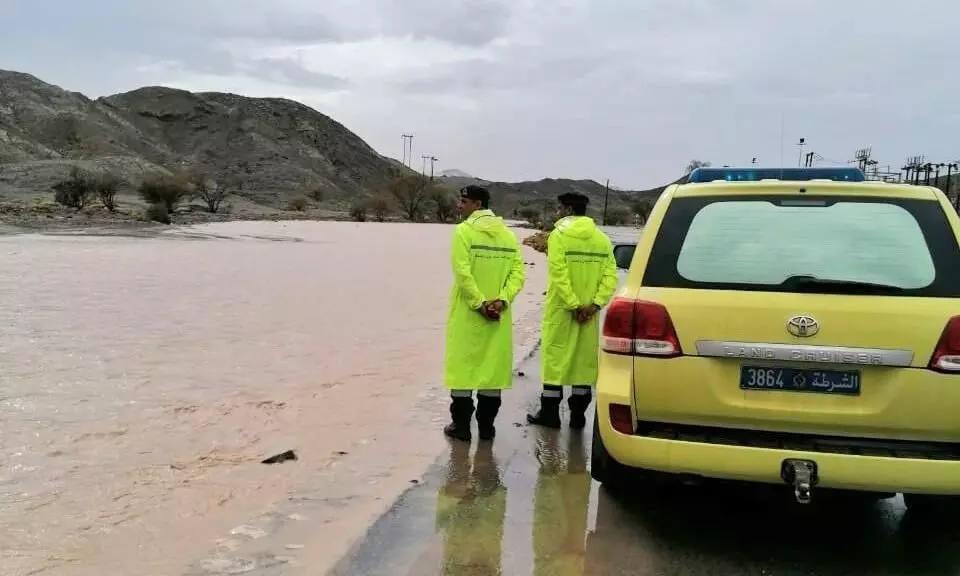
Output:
top-left (643, 195), bottom-right (960, 297)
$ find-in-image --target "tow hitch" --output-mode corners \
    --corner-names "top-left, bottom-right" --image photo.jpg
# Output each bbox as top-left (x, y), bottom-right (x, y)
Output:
top-left (781, 459), bottom-right (818, 504)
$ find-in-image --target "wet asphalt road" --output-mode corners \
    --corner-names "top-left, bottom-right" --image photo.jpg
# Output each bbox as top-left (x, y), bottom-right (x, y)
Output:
top-left (329, 352), bottom-right (960, 576)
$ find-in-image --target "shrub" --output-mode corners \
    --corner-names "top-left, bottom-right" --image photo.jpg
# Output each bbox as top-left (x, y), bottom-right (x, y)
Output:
top-left (52, 167), bottom-right (96, 209)
top-left (349, 201), bottom-right (368, 222)
top-left (143, 203), bottom-right (171, 224)
top-left (308, 187), bottom-right (325, 202)
top-left (368, 196), bottom-right (391, 222)
top-left (139, 173), bottom-right (190, 213)
top-left (288, 197), bottom-right (309, 212)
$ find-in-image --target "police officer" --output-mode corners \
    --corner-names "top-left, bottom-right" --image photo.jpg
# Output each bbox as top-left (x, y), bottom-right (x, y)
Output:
top-left (444, 185), bottom-right (526, 442)
top-left (527, 192), bottom-right (618, 429)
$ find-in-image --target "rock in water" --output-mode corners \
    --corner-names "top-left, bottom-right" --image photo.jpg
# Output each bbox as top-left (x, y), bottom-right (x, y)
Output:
top-left (262, 450), bottom-right (298, 464)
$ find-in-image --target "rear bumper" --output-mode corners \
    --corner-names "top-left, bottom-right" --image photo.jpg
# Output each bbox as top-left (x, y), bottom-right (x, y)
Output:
top-left (597, 400), bottom-right (960, 495)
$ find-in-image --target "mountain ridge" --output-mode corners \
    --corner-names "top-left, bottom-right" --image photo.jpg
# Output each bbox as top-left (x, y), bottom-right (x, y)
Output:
top-left (0, 68), bottom-right (654, 218)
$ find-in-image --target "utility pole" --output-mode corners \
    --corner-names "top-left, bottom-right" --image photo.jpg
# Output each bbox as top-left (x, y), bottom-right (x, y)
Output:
top-left (854, 147), bottom-right (872, 174)
top-left (751, 157), bottom-right (758, 166)
top-left (429, 156), bottom-right (438, 181)
top-left (797, 138), bottom-right (806, 167)
top-left (945, 163), bottom-right (958, 209)
top-left (421, 154), bottom-right (430, 178)
top-left (401, 134), bottom-right (414, 168)
top-left (602, 179), bottom-right (610, 225)
top-left (903, 155), bottom-right (924, 185)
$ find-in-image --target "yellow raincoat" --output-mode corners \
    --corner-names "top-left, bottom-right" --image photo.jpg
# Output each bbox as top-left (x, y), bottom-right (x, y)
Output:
top-left (542, 216), bottom-right (618, 387)
top-left (444, 209), bottom-right (526, 391)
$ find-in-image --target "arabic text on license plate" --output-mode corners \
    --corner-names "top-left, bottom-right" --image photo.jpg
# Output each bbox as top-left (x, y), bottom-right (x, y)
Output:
top-left (740, 366), bottom-right (861, 396)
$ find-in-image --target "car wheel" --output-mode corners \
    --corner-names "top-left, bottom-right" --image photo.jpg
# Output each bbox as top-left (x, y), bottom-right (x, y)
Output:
top-left (903, 493), bottom-right (960, 515)
top-left (590, 408), bottom-right (634, 491)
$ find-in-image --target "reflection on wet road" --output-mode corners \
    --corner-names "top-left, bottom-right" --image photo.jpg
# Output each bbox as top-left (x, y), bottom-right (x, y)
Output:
top-left (330, 354), bottom-right (960, 576)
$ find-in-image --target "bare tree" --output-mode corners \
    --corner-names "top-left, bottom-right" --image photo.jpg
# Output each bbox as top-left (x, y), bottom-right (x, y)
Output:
top-left (95, 173), bottom-right (121, 212)
top-left (685, 159), bottom-right (712, 174)
top-left (191, 172), bottom-right (228, 213)
top-left (388, 173), bottom-right (429, 221)
top-left (368, 195), bottom-right (392, 222)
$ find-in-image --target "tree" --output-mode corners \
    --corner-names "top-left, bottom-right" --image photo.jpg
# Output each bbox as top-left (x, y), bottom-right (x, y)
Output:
top-left (308, 187), bottom-right (325, 203)
top-left (630, 198), bottom-right (655, 224)
top-left (387, 173), bottom-right (429, 221)
top-left (52, 167), bottom-right (96, 210)
top-left (189, 171), bottom-right (228, 213)
top-left (428, 188), bottom-right (456, 223)
top-left (95, 173), bottom-right (121, 212)
top-left (139, 172), bottom-right (191, 214)
top-left (685, 159), bottom-right (712, 174)
top-left (518, 207), bottom-right (540, 226)
top-left (349, 200), bottom-right (368, 222)
top-left (368, 195), bottom-right (391, 222)
top-left (605, 207), bottom-right (632, 226)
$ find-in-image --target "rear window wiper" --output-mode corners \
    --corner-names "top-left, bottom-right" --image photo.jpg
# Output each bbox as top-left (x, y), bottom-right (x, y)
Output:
top-left (780, 275), bottom-right (906, 294)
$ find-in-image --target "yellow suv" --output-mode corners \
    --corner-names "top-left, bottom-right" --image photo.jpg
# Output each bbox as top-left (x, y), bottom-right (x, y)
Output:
top-left (591, 167), bottom-right (960, 511)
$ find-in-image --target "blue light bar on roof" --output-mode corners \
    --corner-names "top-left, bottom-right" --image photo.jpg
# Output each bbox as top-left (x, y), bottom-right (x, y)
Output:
top-left (687, 167), bottom-right (866, 184)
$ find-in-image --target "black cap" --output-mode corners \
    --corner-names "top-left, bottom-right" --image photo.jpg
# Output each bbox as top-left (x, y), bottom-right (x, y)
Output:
top-left (558, 192), bottom-right (589, 208)
top-left (460, 185), bottom-right (490, 204)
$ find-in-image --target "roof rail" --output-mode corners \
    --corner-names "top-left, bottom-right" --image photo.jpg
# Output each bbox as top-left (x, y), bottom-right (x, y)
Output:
top-left (687, 167), bottom-right (866, 184)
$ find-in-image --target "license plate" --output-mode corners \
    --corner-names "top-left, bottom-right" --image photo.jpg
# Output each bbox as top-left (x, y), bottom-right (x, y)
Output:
top-left (740, 366), bottom-right (861, 396)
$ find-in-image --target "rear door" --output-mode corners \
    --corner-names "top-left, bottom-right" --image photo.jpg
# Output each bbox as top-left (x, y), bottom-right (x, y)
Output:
top-left (631, 191), bottom-right (960, 442)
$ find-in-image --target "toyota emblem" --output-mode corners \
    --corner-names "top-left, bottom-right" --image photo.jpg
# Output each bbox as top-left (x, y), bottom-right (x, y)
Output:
top-left (787, 315), bottom-right (819, 338)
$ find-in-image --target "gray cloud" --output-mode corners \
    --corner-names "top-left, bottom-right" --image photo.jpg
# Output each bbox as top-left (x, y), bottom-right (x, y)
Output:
top-left (366, 0), bottom-right (511, 46)
top-left (3, 0), bottom-right (960, 187)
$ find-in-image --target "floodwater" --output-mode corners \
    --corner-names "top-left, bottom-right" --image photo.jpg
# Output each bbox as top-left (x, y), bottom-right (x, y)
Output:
top-left (0, 220), bottom-right (551, 576)
top-left (331, 351), bottom-right (960, 576)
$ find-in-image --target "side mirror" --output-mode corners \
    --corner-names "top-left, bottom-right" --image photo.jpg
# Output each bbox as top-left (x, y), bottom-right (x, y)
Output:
top-left (613, 244), bottom-right (635, 270)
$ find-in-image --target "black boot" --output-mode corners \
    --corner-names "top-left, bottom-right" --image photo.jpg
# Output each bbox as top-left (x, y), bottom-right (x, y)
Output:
top-left (568, 390), bottom-right (593, 430)
top-left (476, 394), bottom-right (502, 441)
top-left (444, 396), bottom-right (474, 442)
top-left (526, 396), bottom-right (562, 429)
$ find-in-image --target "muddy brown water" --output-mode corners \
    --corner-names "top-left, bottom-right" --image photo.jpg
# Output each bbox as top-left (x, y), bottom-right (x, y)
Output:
top-left (0, 220), bottom-right (552, 576)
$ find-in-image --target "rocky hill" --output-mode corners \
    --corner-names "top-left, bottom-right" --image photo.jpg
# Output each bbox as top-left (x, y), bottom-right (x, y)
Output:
top-left (438, 173), bottom-right (651, 219)
top-left (0, 69), bottom-right (401, 208)
top-left (0, 68), bottom-right (657, 222)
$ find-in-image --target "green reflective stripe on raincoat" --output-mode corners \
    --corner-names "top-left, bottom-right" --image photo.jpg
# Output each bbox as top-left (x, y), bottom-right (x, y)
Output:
top-left (541, 216), bottom-right (618, 387)
top-left (444, 209), bottom-right (526, 390)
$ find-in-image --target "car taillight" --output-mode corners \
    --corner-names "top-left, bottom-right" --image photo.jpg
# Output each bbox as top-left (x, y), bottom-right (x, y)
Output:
top-left (929, 316), bottom-right (960, 373)
top-left (609, 404), bottom-right (635, 434)
top-left (601, 297), bottom-right (682, 357)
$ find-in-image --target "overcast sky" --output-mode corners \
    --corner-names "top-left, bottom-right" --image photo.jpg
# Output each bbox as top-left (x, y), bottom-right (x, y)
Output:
top-left (3, 0), bottom-right (959, 188)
